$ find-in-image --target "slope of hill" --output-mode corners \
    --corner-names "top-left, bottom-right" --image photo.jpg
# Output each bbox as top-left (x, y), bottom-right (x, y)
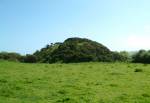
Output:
top-left (34, 42), bottom-right (61, 63)
top-left (34, 37), bottom-right (113, 63)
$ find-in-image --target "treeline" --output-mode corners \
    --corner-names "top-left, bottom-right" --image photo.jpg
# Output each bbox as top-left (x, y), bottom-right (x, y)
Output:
top-left (0, 38), bottom-right (150, 64)
top-left (0, 51), bottom-right (131, 64)
top-left (0, 51), bottom-right (132, 63)
top-left (0, 52), bottom-right (37, 63)
top-left (33, 38), bottom-right (131, 63)
top-left (0, 49), bottom-right (149, 64)
top-left (132, 50), bottom-right (150, 63)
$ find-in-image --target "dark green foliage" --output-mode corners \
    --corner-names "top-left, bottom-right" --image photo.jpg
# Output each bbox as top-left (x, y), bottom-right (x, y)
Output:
top-left (0, 52), bottom-right (37, 63)
top-left (134, 68), bottom-right (143, 72)
top-left (33, 37), bottom-right (129, 63)
top-left (0, 52), bottom-right (22, 62)
top-left (33, 42), bottom-right (61, 63)
top-left (132, 50), bottom-right (150, 63)
top-left (23, 54), bottom-right (37, 63)
top-left (58, 37), bottom-right (113, 63)
top-left (35, 38), bottom-right (113, 63)
top-left (0, 38), bottom-right (130, 63)
top-left (111, 51), bottom-right (130, 62)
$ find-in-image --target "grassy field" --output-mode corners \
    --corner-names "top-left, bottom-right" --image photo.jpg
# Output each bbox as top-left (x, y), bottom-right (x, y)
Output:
top-left (0, 61), bottom-right (150, 103)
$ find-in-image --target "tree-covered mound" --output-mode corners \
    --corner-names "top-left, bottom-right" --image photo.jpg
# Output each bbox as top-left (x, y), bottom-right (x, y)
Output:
top-left (50, 38), bottom-right (112, 63)
top-left (0, 37), bottom-right (131, 63)
top-left (34, 37), bottom-right (128, 63)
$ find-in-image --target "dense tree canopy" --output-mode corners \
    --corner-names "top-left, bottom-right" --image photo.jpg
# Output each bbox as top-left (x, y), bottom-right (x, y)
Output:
top-left (132, 50), bottom-right (150, 63)
top-left (23, 54), bottom-right (37, 63)
top-left (34, 37), bottom-right (129, 63)
top-left (49, 38), bottom-right (112, 63)
top-left (0, 37), bottom-right (142, 63)
top-left (0, 52), bottom-right (22, 62)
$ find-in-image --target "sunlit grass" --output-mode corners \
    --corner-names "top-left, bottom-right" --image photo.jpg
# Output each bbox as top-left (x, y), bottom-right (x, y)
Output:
top-left (0, 61), bottom-right (150, 103)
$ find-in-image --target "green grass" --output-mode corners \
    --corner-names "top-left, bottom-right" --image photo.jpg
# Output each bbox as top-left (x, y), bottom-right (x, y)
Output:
top-left (0, 61), bottom-right (150, 103)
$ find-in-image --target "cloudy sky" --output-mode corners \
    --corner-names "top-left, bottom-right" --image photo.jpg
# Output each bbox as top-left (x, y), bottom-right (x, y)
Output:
top-left (0, 0), bottom-right (150, 54)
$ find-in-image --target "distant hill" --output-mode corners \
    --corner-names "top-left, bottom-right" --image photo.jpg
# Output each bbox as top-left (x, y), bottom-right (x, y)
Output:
top-left (0, 37), bottom-right (130, 63)
top-left (34, 37), bottom-right (113, 63)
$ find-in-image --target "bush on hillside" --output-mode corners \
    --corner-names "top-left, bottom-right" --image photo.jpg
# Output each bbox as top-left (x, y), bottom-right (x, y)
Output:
top-left (23, 54), bottom-right (37, 63)
top-left (34, 43), bottom-right (61, 63)
top-left (111, 51), bottom-right (130, 62)
top-left (0, 52), bottom-right (22, 62)
top-left (132, 50), bottom-right (150, 63)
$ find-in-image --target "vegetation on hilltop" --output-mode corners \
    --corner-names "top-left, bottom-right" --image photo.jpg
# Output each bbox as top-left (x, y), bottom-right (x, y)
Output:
top-left (33, 42), bottom-right (61, 63)
top-left (34, 37), bottom-right (130, 63)
top-left (48, 38), bottom-right (112, 63)
top-left (0, 37), bottom-right (150, 63)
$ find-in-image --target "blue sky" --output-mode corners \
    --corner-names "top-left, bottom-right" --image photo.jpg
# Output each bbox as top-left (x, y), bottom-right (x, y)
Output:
top-left (0, 0), bottom-right (150, 54)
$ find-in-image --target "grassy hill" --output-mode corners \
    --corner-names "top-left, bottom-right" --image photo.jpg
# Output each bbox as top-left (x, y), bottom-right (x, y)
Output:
top-left (0, 61), bottom-right (150, 103)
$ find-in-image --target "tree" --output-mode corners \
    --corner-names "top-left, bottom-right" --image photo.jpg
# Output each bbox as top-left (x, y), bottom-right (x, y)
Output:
top-left (23, 54), bottom-right (37, 63)
top-left (48, 37), bottom-right (112, 63)
top-left (132, 50), bottom-right (150, 63)
top-left (0, 52), bottom-right (22, 62)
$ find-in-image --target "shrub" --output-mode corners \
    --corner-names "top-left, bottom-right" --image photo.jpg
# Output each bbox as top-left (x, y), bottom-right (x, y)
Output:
top-left (132, 50), bottom-right (150, 64)
top-left (23, 54), bottom-right (37, 63)
top-left (39, 37), bottom-right (113, 63)
top-left (134, 68), bottom-right (143, 72)
top-left (0, 52), bottom-right (22, 62)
